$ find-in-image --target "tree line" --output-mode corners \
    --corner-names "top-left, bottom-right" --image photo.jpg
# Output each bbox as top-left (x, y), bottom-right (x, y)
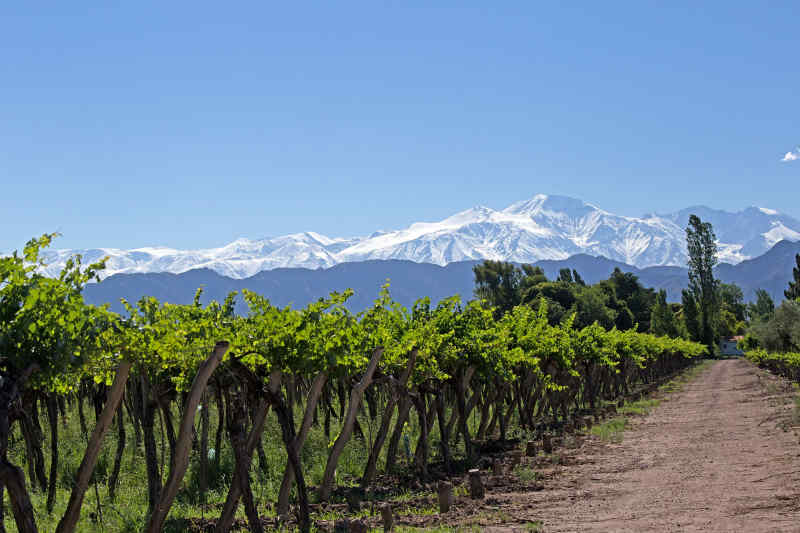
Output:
top-left (474, 214), bottom-right (800, 357)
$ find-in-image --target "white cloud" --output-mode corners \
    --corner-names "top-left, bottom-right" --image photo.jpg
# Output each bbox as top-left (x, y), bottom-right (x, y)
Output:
top-left (782, 148), bottom-right (800, 162)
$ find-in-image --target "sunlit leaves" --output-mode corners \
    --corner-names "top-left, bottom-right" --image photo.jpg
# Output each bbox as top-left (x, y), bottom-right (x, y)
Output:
top-left (1, 235), bottom-right (707, 407)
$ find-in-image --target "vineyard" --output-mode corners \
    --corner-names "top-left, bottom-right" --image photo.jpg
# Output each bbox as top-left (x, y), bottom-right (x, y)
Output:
top-left (745, 349), bottom-right (800, 382)
top-left (0, 235), bottom-right (707, 532)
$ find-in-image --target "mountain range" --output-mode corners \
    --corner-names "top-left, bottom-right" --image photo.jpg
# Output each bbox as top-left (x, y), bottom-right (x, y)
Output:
top-left (38, 194), bottom-right (800, 279)
top-left (83, 240), bottom-right (800, 314)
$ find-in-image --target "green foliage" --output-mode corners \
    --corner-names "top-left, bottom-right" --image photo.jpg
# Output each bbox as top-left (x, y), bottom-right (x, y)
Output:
top-left (601, 268), bottom-right (656, 332)
top-left (681, 289), bottom-right (700, 342)
top-left (650, 290), bottom-right (679, 338)
top-left (570, 285), bottom-right (616, 330)
top-left (473, 261), bottom-right (657, 336)
top-left (717, 309), bottom-right (745, 338)
top-left (746, 300), bottom-right (800, 353)
top-left (557, 268), bottom-right (573, 283)
top-left (590, 417), bottom-right (626, 442)
top-left (747, 289), bottom-right (775, 323)
top-left (685, 214), bottom-right (719, 350)
top-left (0, 233), bottom-right (113, 391)
top-left (0, 235), bottom-right (708, 533)
top-left (785, 254), bottom-right (800, 301)
top-left (739, 332), bottom-right (760, 351)
top-left (718, 283), bottom-right (746, 322)
top-left (472, 260), bottom-right (521, 316)
top-left (745, 348), bottom-right (800, 382)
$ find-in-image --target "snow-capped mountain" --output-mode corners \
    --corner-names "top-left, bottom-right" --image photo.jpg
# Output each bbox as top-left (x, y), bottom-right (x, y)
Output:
top-left (36, 194), bottom-right (800, 279)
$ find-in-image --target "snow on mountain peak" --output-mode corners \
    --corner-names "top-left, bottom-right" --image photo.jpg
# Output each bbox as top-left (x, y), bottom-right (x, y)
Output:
top-left (31, 195), bottom-right (800, 279)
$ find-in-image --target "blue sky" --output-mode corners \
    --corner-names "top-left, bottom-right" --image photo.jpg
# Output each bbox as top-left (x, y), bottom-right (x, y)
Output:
top-left (1, 2), bottom-right (798, 252)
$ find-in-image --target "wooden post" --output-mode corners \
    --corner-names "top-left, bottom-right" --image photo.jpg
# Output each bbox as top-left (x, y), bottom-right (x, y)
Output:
top-left (349, 519), bottom-right (368, 533)
top-left (438, 481), bottom-right (453, 513)
top-left (346, 489), bottom-right (362, 513)
top-left (542, 434), bottom-right (553, 454)
top-left (380, 503), bottom-right (394, 532)
top-left (525, 441), bottom-right (537, 457)
top-left (468, 469), bottom-right (485, 499)
top-left (492, 459), bottom-right (503, 475)
top-left (511, 450), bottom-right (523, 467)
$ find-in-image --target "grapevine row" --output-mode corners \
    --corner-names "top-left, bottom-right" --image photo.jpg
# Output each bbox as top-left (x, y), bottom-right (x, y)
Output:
top-left (0, 235), bottom-right (706, 533)
top-left (744, 349), bottom-right (800, 382)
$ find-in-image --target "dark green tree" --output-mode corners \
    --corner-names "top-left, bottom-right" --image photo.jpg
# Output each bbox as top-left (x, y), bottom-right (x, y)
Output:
top-left (599, 268), bottom-right (655, 331)
top-left (473, 260), bottom-right (521, 316)
top-left (518, 265), bottom-right (548, 302)
top-left (686, 215), bottom-right (719, 350)
top-left (749, 300), bottom-right (800, 352)
top-left (681, 289), bottom-right (701, 341)
top-left (718, 283), bottom-right (746, 322)
top-left (650, 289), bottom-right (679, 337)
top-left (571, 285), bottom-right (616, 329)
top-left (785, 254), bottom-right (800, 300)
top-left (557, 268), bottom-right (573, 283)
top-left (746, 289), bottom-right (775, 322)
top-left (572, 269), bottom-right (586, 286)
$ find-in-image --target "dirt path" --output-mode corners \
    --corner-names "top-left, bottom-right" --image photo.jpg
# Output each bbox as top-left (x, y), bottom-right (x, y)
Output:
top-left (482, 359), bottom-right (800, 532)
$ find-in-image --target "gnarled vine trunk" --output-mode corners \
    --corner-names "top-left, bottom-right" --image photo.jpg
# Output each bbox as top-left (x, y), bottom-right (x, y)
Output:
top-left (56, 361), bottom-right (132, 533)
top-left (215, 371), bottom-right (279, 533)
top-left (276, 371), bottom-right (327, 515)
top-left (145, 341), bottom-right (227, 533)
top-left (317, 348), bottom-right (383, 502)
top-left (0, 365), bottom-right (40, 533)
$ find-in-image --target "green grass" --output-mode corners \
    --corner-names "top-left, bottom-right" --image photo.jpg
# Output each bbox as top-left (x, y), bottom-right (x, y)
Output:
top-left (619, 398), bottom-right (660, 415)
top-left (512, 465), bottom-right (539, 482)
top-left (1, 397), bottom-right (403, 532)
top-left (523, 522), bottom-right (544, 532)
top-left (0, 392), bottom-right (507, 532)
top-left (590, 417), bottom-right (627, 442)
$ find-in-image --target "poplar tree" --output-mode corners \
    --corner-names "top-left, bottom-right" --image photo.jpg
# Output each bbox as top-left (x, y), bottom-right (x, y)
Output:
top-left (650, 290), bottom-right (678, 337)
top-left (681, 289), bottom-right (700, 341)
top-left (785, 254), bottom-right (800, 300)
top-left (685, 215), bottom-right (719, 351)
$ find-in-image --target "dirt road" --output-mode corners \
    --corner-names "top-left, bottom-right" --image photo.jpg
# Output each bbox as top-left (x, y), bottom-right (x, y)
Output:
top-left (489, 359), bottom-right (800, 532)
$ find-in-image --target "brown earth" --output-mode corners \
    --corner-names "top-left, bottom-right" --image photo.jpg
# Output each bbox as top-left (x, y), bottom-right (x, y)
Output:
top-left (280, 359), bottom-right (800, 533)
top-left (450, 358), bottom-right (800, 533)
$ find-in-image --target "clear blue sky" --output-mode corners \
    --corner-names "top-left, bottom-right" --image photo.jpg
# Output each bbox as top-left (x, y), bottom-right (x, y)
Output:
top-left (2, 2), bottom-right (798, 252)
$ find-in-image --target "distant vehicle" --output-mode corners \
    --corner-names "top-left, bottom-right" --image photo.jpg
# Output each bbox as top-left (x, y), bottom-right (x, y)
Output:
top-left (720, 336), bottom-right (745, 356)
